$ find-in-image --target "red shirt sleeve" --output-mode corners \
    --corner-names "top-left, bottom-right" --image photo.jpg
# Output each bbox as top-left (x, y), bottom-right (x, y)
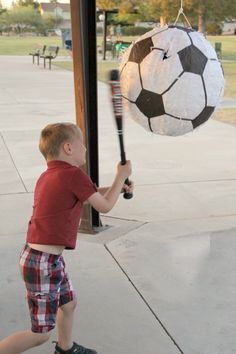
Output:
top-left (70, 167), bottom-right (97, 202)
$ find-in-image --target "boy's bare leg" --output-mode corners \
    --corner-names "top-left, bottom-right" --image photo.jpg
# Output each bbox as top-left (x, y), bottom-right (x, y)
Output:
top-left (0, 330), bottom-right (50, 354)
top-left (56, 299), bottom-right (77, 351)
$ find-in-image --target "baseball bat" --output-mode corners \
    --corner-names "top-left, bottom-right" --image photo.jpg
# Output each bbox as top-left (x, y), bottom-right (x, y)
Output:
top-left (109, 69), bottom-right (133, 200)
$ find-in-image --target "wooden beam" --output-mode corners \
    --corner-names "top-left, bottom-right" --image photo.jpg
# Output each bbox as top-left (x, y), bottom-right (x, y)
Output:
top-left (70, 0), bottom-right (100, 233)
top-left (70, 0), bottom-right (86, 143)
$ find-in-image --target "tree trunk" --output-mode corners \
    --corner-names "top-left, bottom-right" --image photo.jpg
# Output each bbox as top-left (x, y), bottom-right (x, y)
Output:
top-left (198, 7), bottom-right (206, 33)
top-left (160, 16), bottom-right (166, 27)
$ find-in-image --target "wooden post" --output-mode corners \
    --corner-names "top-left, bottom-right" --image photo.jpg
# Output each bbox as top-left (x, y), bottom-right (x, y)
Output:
top-left (160, 16), bottom-right (166, 27)
top-left (70, 0), bottom-right (100, 233)
top-left (70, 0), bottom-right (86, 141)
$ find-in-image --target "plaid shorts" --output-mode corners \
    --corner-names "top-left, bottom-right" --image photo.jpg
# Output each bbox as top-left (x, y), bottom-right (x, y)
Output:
top-left (19, 244), bottom-right (76, 333)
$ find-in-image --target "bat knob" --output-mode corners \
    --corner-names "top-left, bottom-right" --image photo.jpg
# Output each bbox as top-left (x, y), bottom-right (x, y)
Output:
top-left (123, 178), bottom-right (133, 199)
top-left (123, 191), bottom-right (133, 199)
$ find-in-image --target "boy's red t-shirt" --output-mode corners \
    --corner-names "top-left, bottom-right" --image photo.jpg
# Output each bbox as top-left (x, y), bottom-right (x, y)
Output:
top-left (26, 160), bottom-right (97, 249)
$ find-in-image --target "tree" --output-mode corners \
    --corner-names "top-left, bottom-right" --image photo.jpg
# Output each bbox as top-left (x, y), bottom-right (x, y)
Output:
top-left (48, 0), bottom-right (64, 29)
top-left (137, 0), bottom-right (179, 23)
top-left (96, 0), bottom-right (119, 10)
top-left (97, 0), bottom-right (139, 12)
top-left (5, 5), bottom-right (42, 33)
top-left (0, 1), bottom-right (7, 15)
top-left (0, 0), bottom-right (64, 34)
top-left (13, 0), bottom-right (40, 9)
top-left (97, 0), bottom-right (236, 33)
top-left (186, 0), bottom-right (236, 33)
top-left (97, 0), bottom-right (140, 25)
top-left (137, 0), bottom-right (236, 33)
top-left (0, 3), bottom-right (8, 33)
top-left (41, 12), bottom-right (63, 31)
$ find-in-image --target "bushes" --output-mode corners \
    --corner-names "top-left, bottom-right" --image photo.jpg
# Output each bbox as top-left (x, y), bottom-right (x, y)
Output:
top-left (122, 26), bottom-right (151, 36)
top-left (207, 23), bottom-right (222, 35)
top-left (0, 5), bottom-right (63, 36)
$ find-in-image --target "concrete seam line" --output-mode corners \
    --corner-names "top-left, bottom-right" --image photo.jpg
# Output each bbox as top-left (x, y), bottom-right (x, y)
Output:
top-left (102, 214), bottom-right (148, 223)
top-left (136, 178), bottom-right (236, 186)
top-left (0, 132), bottom-right (28, 193)
top-left (104, 244), bottom-right (185, 354)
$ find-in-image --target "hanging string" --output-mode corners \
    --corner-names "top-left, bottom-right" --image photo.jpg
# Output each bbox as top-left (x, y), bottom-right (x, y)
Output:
top-left (174, 0), bottom-right (192, 28)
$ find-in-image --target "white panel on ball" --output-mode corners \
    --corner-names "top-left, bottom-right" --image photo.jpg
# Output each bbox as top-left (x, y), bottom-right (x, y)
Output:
top-left (166, 28), bottom-right (191, 55)
top-left (203, 60), bottom-right (225, 106)
top-left (140, 50), bottom-right (183, 94)
top-left (150, 114), bottom-right (193, 136)
top-left (124, 101), bottom-right (150, 132)
top-left (151, 25), bottom-right (191, 55)
top-left (151, 26), bottom-right (173, 49)
top-left (120, 44), bottom-right (133, 72)
top-left (120, 62), bottom-right (142, 102)
top-left (163, 72), bottom-right (205, 119)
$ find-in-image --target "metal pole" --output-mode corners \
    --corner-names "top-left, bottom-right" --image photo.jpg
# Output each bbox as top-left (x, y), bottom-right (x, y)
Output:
top-left (70, 0), bottom-right (100, 232)
top-left (81, 0), bottom-right (101, 228)
top-left (102, 10), bottom-right (107, 60)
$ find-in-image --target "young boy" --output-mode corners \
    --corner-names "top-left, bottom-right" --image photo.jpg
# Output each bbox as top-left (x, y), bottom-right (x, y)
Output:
top-left (0, 123), bottom-right (133, 354)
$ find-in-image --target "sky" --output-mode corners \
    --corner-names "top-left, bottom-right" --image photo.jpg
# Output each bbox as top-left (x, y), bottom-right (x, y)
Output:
top-left (1, 0), bottom-right (70, 7)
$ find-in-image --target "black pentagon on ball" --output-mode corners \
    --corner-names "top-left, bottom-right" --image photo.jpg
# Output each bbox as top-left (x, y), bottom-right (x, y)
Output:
top-left (192, 106), bottom-right (215, 128)
top-left (178, 45), bottom-right (208, 75)
top-left (129, 37), bottom-right (154, 64)
top-left (136, 89), bottom-right (165, 118)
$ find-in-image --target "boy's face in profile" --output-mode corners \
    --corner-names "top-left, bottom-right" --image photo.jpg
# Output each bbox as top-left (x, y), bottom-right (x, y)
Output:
top-left (61, 129), bottom-right (87, 167)
top-left (72, 133), bottom-right (87, 167)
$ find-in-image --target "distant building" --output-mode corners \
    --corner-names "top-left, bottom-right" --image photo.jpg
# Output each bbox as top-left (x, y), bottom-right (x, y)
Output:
top-left (39, 2), bottom-right (71, 29)
top-left (222, 19), bottom-right (236, 35)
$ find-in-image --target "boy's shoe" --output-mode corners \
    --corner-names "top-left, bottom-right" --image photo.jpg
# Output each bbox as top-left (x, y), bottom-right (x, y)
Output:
top-left (54, 341), bottom-right (97, 354)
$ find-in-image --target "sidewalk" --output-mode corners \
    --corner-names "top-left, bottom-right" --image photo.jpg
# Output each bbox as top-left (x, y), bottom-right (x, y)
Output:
top-left (1, 56), bottom-right (236, 354)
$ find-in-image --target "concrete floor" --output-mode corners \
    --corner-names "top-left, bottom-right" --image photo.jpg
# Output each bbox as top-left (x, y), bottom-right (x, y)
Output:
top-left (0, 56), bottom-right (236, 354)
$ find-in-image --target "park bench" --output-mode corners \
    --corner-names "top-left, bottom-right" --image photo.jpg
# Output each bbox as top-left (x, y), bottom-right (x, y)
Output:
top-left (40, 45), bottom-right (60, 70)
top-left (29, 45), bottom-right (46, 65)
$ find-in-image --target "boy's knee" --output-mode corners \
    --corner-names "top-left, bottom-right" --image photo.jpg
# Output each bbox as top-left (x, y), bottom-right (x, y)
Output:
top-left (33, 331), bottom-right (51, 346)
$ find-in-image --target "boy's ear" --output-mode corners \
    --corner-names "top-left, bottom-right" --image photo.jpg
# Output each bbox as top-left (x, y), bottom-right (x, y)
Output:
top-left (63, 142), bottom-right (72, 155)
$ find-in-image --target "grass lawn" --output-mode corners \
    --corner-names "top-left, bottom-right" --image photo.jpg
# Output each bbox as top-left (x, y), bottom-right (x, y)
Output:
top-left (207, 35), bottom-right (236, 60)
top-left (223, 61), bottom-right (236, 98)
top-left (0, 34), bottom-right (235, 60)
top-left (214, 108), bottom-right (236, 126)
top-left (0, 36), bottom-right (68, 56)
top-left (0, 35), bottom-right (137, 56)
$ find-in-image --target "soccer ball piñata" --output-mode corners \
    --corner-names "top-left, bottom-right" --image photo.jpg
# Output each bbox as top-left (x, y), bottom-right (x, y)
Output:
top-left (120, 25), bottom-right (224, 136)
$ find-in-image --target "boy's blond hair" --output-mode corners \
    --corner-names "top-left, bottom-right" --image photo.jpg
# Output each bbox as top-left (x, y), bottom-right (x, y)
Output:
top-left (39, 123), bottom-right (81, 159)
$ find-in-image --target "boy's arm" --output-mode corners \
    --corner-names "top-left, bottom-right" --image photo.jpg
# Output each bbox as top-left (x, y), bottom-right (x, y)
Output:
top-left (97, 187), bottom-right (109, 195)
top-left (98, 182), bottom-right (134, 196)
top-left (88, 161), bottom-right (132, 213)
